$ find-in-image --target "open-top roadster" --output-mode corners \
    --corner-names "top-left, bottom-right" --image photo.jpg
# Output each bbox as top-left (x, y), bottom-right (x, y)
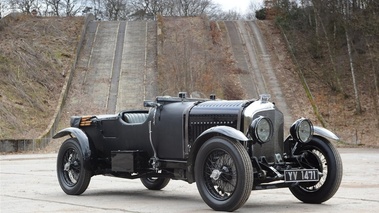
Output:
top-left (54, 93), bottom-right (342, 211)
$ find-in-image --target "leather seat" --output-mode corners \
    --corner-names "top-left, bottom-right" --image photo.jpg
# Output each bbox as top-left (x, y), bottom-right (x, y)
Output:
top-left (123, 113), bottom-right (148, 124)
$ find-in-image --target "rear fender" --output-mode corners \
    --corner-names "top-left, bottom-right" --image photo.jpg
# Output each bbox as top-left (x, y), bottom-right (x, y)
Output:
top-left (53, 127), bottom-right (91, 163)
top-left (186, 126), bottom-right (249, 183)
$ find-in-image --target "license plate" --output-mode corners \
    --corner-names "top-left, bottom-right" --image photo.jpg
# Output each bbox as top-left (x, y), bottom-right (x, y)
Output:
top-left (284, 169), bottom-right (319, 183)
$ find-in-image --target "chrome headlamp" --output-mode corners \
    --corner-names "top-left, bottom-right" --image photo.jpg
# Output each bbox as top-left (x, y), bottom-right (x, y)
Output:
top-left (249, 116), bottom-right (273, 143)
top-left (290, 118), bottom-right (314, 143)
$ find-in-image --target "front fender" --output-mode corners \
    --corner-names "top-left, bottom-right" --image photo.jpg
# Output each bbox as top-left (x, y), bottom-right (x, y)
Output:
top-left (196, 126), bottom-right (249, 142)
top-left (53, 127), bottom-right (91, 163)
top-left (313, 126), bottom-right (339, 141)
top-left (186, 126), bottom-right (249, 183)
top-left (284, 125), bottom-right (339, 144)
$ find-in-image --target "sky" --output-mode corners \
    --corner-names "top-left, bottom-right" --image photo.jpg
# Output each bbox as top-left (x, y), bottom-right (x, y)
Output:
top-left (213, 0), bottom-right (265, 14)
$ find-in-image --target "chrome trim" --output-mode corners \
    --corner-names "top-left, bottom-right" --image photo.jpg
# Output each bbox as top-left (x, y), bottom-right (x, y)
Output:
top-left (243, 99), bottom-right (276, 135)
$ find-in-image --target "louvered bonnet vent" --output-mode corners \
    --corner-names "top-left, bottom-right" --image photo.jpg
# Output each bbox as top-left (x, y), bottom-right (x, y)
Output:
top-left (188, 101), bottom-right (247, 143)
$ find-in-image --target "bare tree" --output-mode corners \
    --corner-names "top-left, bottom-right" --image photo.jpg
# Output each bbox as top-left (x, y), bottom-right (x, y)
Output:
top-left (84, 0), bottom-right (104, 20)
top-left (174, 0), bottom-right (218, 17)
top-left (62, 0), bottom-right (82, 16)
top-left (212, 9), bottom-right (243, 20)
top-left (128, 0), bottom-right (161, 20)
top-left (46, 0), bottom-right (61, 16)
top-left (127, 0), bottom-right (221, 20)
top-left (245, 0), bottom-right (262, 20)
top-left (103, 0), bottom-right (128, 20)
top-left (9, 0), bottom-right (40, 14)
top-left (0, 1), bottom-right (3, 18)
top-left (311, 0), bottom-right (344, 92)
top-left (0, 1), bottom-right (5, 18)
top-left (345, 29), bottom-right (361, 113)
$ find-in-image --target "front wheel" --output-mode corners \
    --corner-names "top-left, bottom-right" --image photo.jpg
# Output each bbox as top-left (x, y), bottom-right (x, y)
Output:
top-left (195, 137), bottom-right (253, 211)
top-left (140, 177), bottom-right (170, 190)
top-left (289, 136), bottom-right (343, 203)
top-left (57, 138), bottom-right (92, 195)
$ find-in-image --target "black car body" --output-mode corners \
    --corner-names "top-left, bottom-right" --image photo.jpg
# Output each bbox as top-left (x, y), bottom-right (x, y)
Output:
top-left (54, 93), bottom-right (342, 211)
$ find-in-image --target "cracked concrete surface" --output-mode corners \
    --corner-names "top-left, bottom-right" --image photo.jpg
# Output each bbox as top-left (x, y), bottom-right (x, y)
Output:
top-left (1, 148), bottom-right (378, 212)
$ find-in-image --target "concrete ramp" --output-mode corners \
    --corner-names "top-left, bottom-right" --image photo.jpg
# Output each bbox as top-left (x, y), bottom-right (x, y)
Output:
top-left (116, 21), bottom-right (157, 112)
top-left (84, 21), bottom-right (118, 111)
top-left (61, 19), bottom-right (290, 128)
top-left (62, 20), bottom-right (156, 120)
top-left (224, 20), bottom-right (293, 127)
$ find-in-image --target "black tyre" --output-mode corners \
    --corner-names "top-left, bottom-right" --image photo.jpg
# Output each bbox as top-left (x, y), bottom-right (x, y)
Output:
top-left (289, 136), bottom-right (343, 203)
top-left (195, 136), bottom-right (253, 211)
top-left (140, 177), bottom-right (170, 190)
top-left (57, 138), bottom-right (92, 195)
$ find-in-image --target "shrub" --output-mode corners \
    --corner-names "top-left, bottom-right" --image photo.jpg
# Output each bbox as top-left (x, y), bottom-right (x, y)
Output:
top-left (255, 8), bottom-right (266, 20)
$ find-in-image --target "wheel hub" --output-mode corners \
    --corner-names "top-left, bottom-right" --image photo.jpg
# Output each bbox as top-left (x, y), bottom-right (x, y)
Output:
top-left (210, 169), bottom-right (222, 180)
top-left (210, 166), bottom-right (230, 181)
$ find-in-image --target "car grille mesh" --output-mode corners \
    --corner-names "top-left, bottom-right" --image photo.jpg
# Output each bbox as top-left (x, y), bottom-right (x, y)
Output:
top-left (251, 109), bottom-right (284, 162)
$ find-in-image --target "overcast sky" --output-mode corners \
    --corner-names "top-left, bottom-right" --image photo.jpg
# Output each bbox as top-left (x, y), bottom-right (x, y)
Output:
top-left (213, 0), bottom-right (265, 14)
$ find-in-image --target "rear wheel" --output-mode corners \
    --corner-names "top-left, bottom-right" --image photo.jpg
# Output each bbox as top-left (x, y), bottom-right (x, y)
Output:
top-left (57, 138), bottom-right (92, 195)
top-left (195, 136), bottom-right (253, 211)
top-left (289, 137), bottom-right (343, 203)
top-left (140, 177), bottom-right (170, 190)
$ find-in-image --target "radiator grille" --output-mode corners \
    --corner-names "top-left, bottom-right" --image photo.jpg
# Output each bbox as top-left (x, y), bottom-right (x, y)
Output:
top-left (251, 109), bottom-right (284, 162)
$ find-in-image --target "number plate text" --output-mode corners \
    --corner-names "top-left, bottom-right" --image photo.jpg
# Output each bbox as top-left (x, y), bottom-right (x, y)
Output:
top-left (284, 169), bottom-right (319, 183)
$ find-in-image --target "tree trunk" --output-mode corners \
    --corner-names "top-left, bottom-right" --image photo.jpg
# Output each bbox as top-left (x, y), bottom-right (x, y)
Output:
top-left (345, 30), bottom-right (362, 114)
top-left (313, 1), bottom-right (343, 92)
top-left (277, 23), bottom-right (326, 127)
top-left (364, 35), bottom-right (379, 126)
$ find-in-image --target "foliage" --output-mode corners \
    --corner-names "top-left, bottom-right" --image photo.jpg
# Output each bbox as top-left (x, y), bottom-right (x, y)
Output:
top-left (255, 8), bottom-right (266, 20)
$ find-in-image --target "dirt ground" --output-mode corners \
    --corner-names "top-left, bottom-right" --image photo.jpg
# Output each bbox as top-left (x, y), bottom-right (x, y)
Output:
top-left (0, 14), bottom-right (84, 139)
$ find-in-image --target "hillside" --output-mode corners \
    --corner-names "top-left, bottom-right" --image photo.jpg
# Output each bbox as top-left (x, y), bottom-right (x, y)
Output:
top-left (0, 14), bottom-right (377, 149)
top-left (0, 14), bottom-right (84, 139)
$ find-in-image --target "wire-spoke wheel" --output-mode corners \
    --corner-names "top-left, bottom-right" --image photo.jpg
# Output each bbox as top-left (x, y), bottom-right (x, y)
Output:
top-left (57, 138), bottom-right (92, 195)
top-left (195, 136), bottom-right (253, 211)
top-left (289, 137), bottom-right (343, 203)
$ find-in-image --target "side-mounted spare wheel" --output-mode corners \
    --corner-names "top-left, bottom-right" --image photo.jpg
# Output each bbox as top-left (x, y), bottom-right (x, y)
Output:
top-left (195, 136), bottom-right (253, 211)
top-left (57, 138), bottom-right (92, 195)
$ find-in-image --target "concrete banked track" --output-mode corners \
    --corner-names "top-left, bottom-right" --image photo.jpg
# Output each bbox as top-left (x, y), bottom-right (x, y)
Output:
top-left (224, 21), bottom-right (292, 126)
top-left (63, 20), bottom-right (156, 118)
top-left (63, 19), bottom-right (291, 127)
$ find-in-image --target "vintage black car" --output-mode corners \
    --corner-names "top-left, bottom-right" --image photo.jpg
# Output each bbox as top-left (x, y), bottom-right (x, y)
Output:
top-left (53, 93), bottom-right (342, 211)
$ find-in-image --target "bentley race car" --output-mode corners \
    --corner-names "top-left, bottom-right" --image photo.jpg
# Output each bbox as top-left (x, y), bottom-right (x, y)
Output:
top-left (53, 93), bottom-right (343, 211)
